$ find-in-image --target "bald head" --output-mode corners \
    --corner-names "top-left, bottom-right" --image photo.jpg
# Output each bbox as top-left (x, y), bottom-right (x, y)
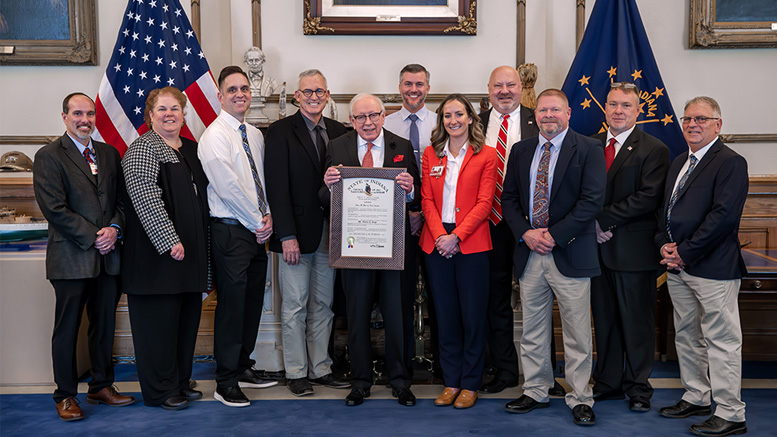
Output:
top-left (488, 66), bottom-right (523, 115)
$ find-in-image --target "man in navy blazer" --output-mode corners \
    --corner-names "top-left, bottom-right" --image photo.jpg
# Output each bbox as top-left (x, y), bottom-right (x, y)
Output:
top-left (321, 94), bottom-right (420, 408)
top-left (33, 93), bottom-right (134, 421)
top-left (590, 83), bottom-right (670, 412)
top-left (264, 69), bottom-right (350, 396)
top-left (656, 96), bottom-right (748, 437)
top-left (501, 89), bottom-right (605, 426)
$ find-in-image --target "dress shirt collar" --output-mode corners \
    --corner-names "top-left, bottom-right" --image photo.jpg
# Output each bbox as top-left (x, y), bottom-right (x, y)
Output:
top-left (357, 129), bottom-right (385, 150)
top-left (538, 127), bottom-right (569, 150)
top-left (301, 111), bottom-right (326, 133)
top-left (491, 105), bottom-right (522, 124)
top-left (220, 110), bottom-right (245, 131)
top-left (606, 125), bottom-right (636, 148)
top-left (689, 137), bottom-right (717, 163)
top-left (399, 105), bottom-right (431, 123)
top-left (444, 139), bottom-right (468, 160)
top-left (66, 132), bottom-right (94, 155)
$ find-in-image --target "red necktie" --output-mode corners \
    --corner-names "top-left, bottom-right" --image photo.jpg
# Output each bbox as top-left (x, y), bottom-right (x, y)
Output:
top-left (605, 138), bottom-right (616, 172)
top-left (362, 142), bottom-right (374, 168)
top-left (490, 114), bottom-right (510, 225)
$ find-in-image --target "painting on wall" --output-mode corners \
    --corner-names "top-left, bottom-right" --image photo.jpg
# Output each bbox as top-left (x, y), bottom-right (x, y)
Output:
top-left (0, 0), bottom-right (97, 65)
top-left (303, 0), bottom-right (477, 35)
top-left (690, 0), bottom-right (777, 49)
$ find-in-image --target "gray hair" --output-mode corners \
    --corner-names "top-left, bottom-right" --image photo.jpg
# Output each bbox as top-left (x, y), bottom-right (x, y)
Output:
top-left (398, 64), bottom-right (430, 84)
top-left (684, 96), bottom-right (722, 118)
top-left (349, 93), bottom-right (385, 116)
top-left (297, 69), bottom-right (328, 90)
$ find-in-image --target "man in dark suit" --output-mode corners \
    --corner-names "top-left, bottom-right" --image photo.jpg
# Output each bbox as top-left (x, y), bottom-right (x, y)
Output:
top-left (321, 93), bottom-right (420, 407)
top-left (656, 96), bottom-right (748, 437)
top-left (265, 69), bottom-right (350, 396)
top-left (33, 92), bottom-right (135, 421)
top-left (478, 65), bottom-right (540, 394)
top-left (589, 83), bottom-right (670, 412)
top-left (501, 89), bottom-right (605, 426)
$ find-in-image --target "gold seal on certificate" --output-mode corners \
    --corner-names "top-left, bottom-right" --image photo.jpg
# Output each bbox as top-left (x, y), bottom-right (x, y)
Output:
top-left (329, 167), bottom-right (406, 270)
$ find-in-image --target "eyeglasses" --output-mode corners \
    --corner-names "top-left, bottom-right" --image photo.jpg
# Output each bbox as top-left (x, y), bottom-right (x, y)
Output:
top-left (611, 82), bottom-right (638, 90)
top-left (352, 112), bottom-right (383, 124)
top-left (680, 116), bottom-right (720, 125)
top-left (299, 88), bottom-right (327, 98)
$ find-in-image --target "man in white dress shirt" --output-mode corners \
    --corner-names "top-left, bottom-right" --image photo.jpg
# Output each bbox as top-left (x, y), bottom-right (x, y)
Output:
top-left (198, 66), bottom-right (278, 408)
top-left (383, 63), bottom-right (437, 374)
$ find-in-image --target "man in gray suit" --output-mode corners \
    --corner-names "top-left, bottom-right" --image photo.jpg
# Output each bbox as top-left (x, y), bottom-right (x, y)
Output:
top-left (33, 93), bottom-right (134, 421)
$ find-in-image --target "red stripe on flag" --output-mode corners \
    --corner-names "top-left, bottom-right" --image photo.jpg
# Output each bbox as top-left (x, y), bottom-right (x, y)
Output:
top-left (95, 97), bottom-right (128, 156)
top-left (180, 125), bottom-right (195, 142)
top-left (185, 82), bottom-right (218, 126)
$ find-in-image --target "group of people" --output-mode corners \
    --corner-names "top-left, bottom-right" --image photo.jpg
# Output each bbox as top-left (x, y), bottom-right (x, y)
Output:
top-left (34, 62), bottom-right (749, 437)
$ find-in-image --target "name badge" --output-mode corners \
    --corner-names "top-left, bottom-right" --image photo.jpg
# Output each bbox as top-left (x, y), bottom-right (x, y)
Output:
top-left (88, 162), bottom-right (98, 175)
top-left (430, 165), bottom-right (444, 178)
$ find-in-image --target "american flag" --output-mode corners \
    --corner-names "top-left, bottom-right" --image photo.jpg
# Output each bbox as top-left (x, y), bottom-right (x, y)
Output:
top-left (94, 0), bottom-right (220, 155)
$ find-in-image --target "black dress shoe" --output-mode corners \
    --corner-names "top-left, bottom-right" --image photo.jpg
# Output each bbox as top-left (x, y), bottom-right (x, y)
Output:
top-left (287, 378), bottom-right (314, 397)
top-left (481, 379), bottom-right (518, 394)
top-left (345, 388), bottom-right (370, 406)
top-left (161, 395), bottom-right (190, 411)
top-left (548, 380), bottom-right (566, 397)
top-left (214, 386), bottom-right (250, 408)
top-left (659, 400), bottom-right (712, 418)
top-left (504, 395), bottom-right (550, 414)
top-left (392, 387), bottom-right (416, 406)
top-left (180, 388), bottom-right (203, 401)
top-left (310, 374), bottom-right (351, 389)
top-left (238, 368), bottom-right (279, 389)
top-left (572, 404), bottom-right (596, 426)
top-left (629, 397), bottom-right (650, 412)
top-left (690, 416), bottom-right (747, 436)
top-left (593, 391), bottom-right (625, 401)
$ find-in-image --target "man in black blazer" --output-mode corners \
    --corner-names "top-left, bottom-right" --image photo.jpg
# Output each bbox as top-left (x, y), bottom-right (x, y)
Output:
top-left (501, 89), bottom-right (605, 426)
top-left (33, 93), bottom-right (134, 421)
top-left (589, 84), bottom-right (670, 412)
top-left (265, 69), bottom-right (350, 396)
top-left (321, 93), bottom-right (420, 407)
top-left (478, 65), bottom-right (540, 393)
top-left (656, 97), bottom-right (748, 437)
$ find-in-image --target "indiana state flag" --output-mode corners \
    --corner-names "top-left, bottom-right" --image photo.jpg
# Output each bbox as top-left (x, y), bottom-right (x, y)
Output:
top-left (561, 0), bottom-right (686, 159)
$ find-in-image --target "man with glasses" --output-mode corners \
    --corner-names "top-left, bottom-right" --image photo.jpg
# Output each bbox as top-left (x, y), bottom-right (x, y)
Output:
top-left (321, 93), bottom-right (420, 407)
top-left (656, 96), bottom-right (748, 437)
top-left (589, 82), bottom-right (670, 412)
top-left (265, 69), bottom-right (350, 397)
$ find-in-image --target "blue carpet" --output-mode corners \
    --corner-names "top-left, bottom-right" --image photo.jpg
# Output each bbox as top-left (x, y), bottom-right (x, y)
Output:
top-left (2, 389), bottom-right (775, 436)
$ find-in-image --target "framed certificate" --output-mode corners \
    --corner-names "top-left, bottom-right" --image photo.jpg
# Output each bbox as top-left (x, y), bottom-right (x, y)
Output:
top-left (329, 166), bottom-right (406, 270)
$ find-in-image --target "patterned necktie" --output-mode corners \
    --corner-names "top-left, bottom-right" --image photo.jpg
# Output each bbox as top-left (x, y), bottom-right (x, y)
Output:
top-left (239, 124), bottom-right (268, 215)
top-left (605, 137), bottom-right (616, 172)
top-left (532, 142), bottom-right (553, 229)
top-left (490, 113), bottom-right (510, 225)
top-left (315, 125), bottom-right (326, 164)
top-left (666, 154), bottom-right (698, 242)
top-left (408, 113), bottom-right (420, 167)
top-left (83, 147), bottom-right (98, 176)
top-left (362, 142), bottom-right (374, 168)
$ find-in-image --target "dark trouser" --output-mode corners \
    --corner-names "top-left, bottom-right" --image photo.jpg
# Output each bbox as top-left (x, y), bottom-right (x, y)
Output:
top-left (591, 266), bottom-right (656, 400)
top-left (485, 220), bottom-right (519, 384)
top-left (211, 221), bottom-right (268, 390)
top-left (341, 269), bottom-right (410, 390)
top-left (425, 241), bottom-right (489, 391)
top-left (127, 292), bottom-right (202, 406)
top-left (50, 271), bottom-right (120, 403)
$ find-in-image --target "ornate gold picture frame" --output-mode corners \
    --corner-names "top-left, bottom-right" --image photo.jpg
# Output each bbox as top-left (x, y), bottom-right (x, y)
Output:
top-left (690, 0), bottom-right (777, 49)
top-left (303, 0), bottom-right (477, 35)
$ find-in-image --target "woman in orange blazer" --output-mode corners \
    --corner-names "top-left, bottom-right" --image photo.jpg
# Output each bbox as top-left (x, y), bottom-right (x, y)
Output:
top-left (419, 94), bottom-right (498, 409)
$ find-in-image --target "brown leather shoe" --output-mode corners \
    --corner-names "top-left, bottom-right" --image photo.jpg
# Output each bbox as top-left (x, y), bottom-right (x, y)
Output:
top-left (454, 389), bottom-right (478, 409)
top-left (435, 387), bottom-right (460, 406)
top-left (56, 397), bottom-right (85, 421)
top-left (86, 386), bottom-right (135, 407)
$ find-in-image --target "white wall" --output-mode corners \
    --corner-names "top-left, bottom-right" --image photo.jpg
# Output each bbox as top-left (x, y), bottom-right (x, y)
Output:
top-left (1, 0), bottom-right (775, 175)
